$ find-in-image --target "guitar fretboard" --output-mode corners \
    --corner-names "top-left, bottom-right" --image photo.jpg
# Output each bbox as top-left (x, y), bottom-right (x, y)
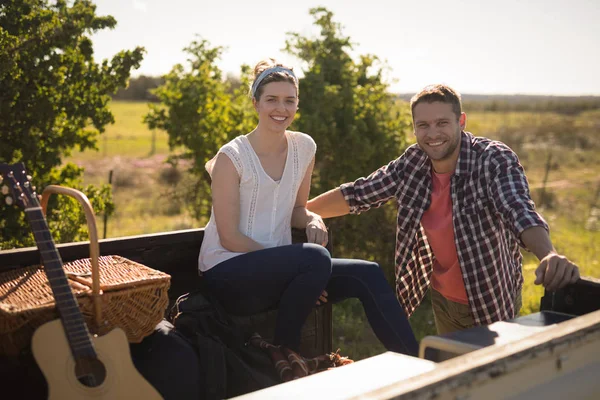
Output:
top-left (25, 206), bottom-right (97, 360)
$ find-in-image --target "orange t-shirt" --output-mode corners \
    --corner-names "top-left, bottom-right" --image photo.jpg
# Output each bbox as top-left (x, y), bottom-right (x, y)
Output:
top-left (420, 171), bottom-right (468, 305)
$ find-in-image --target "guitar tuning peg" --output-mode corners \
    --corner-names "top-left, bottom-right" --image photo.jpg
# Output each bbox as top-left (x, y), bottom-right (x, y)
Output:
top-left (26, 175), bottom-right (32, 181)
top-left (5, 196), bottom-right (13, 206)
top-left (1, 185), bottom-right (8, 195)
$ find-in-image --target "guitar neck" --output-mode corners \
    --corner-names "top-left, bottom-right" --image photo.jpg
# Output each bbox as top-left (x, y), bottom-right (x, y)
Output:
top-left (25, 206), bottom-right (97, 360)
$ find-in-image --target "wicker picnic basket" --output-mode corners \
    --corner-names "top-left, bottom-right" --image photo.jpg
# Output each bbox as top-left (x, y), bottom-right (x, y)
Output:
top-left (0, 185), bottom-right (171, 355)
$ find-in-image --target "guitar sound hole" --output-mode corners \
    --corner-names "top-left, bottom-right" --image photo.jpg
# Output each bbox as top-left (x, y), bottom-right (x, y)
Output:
top-left (75, 357), bottom-right (107, 387)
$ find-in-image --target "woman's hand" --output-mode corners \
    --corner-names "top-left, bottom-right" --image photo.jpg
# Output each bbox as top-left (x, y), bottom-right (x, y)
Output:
top-left (306, 214), bottom-right (328, 246)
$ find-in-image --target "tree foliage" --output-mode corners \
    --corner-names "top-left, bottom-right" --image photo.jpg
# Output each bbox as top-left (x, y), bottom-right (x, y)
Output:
top-left (0, 0), bottom-right (144, 249)
top-left (285, 7), bottom-right (411, 280)
top-left (145, 38), bottom-right (256, 220)
top-left (283, 9), bottom-right (418, 356)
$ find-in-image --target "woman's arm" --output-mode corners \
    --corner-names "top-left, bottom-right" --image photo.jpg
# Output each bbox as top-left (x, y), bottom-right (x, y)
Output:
top-left (211, 153), bottom-right (263, 253)
top-left (291, 156), bottom-right (328, 246)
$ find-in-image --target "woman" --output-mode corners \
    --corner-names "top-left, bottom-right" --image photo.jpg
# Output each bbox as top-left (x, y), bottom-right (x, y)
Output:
top-left (199, 59), bottom-right (418, 356)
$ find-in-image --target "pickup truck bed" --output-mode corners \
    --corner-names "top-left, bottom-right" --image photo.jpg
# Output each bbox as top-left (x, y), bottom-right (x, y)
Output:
top-left (0, 228), bottom-right (332, 357)
top-left (1, 228), bottom-right (598, 399)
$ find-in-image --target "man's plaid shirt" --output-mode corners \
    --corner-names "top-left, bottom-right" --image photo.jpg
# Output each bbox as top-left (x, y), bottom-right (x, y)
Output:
top-left (340, 131), bottom-right (548, 325)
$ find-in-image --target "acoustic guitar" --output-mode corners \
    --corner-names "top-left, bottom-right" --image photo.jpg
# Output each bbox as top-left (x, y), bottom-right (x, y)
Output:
top-left (1, 162), bottom-right (162, 399)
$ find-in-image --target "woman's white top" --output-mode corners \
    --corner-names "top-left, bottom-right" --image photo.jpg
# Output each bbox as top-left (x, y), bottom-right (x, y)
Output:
top-left (198, 131), bottom-right (316, 272)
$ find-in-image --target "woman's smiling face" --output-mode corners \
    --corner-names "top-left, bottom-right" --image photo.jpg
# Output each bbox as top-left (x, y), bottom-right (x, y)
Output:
top-left (253, 81), bottom-right (298, 132)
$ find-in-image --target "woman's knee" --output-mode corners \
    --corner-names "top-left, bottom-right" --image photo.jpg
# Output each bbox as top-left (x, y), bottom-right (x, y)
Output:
top-left (300, 243), bottom-right (332, 276)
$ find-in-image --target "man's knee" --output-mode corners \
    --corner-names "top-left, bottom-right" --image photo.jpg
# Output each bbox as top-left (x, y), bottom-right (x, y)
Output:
top-left (355, 260), bottom-right (386, 281)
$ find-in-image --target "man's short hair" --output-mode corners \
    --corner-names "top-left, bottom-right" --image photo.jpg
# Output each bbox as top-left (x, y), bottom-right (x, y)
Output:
top-left (410, 84), bottom-right (462, 120)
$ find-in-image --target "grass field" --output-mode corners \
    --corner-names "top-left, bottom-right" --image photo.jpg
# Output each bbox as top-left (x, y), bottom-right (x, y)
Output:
top-left (72, 101), bottom-right (172, 161)
top-left (69, 102), bottom-right (195, 236)
top-left (66, 100), bottom-right (600, 360)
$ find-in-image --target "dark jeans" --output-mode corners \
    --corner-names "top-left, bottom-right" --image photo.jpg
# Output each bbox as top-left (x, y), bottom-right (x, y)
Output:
top-left (203, 243), bottom-right (418, 356)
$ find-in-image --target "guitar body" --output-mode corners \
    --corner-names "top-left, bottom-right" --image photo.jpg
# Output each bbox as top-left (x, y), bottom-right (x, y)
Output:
top-left (32, 319), bottom-right (162, 400)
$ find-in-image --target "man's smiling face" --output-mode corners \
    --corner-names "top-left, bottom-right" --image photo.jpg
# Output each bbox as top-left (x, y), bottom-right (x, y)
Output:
top-left (413, 101), bottom-right (466, 173)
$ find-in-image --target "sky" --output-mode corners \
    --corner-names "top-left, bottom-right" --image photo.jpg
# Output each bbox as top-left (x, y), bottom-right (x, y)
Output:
top-left (91, 0), bottom-right (600, 96)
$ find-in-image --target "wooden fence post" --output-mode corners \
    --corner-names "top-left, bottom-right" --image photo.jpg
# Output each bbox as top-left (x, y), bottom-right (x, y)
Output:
top-left (104, 169), bottom-right (113, 239)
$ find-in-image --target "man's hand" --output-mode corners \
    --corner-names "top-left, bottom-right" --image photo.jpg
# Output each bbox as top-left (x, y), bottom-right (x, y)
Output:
top-left (316, 290), bottom-right (328, 306)
top-left (534, 253), bottom-right (580, 291)
top-left (306, 215), bottom-right (328, 246)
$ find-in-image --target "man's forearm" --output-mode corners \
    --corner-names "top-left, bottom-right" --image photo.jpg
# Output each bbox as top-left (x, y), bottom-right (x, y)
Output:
top-left (307, 188), bottom-right (350, 218)
top-left (291, 206), bottom-right (316, 229)
top-left (520, 226), bottom-right (555, 260)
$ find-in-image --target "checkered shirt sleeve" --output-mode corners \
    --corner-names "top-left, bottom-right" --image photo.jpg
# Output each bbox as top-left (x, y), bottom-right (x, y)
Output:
top-left (339, 158), bottom-right (403, 214)
top-left (486, 143), bottom-right (549, 243)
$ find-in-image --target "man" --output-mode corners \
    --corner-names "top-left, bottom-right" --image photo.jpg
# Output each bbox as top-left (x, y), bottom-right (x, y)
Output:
top-left (307, 84), bottom-right (579, 334)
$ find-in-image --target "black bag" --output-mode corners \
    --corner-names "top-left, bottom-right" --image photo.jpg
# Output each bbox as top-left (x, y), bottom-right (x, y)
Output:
top-left (172, 291), bottom-right (279, 399)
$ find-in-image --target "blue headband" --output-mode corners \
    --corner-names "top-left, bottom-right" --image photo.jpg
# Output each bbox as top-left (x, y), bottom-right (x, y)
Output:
top-left (251, 66), bottom-right (297, 98)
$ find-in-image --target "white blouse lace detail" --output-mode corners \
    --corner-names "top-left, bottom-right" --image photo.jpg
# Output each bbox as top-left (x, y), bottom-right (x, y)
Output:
top-left (238, 137), bottom-right (260, 237)
top-left (219, 146), bottom-right (243, 177)
top-left (290, 133), bottom-right (301, 195)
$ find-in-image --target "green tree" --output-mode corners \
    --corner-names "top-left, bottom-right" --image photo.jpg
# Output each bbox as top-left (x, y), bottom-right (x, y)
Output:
top-left (285, 7), bottom-right (428, 358)
top-left (0, 0), bottom-right (144, 249)
top-left (285, 7), bottom-right (410, 277)
top-left (145, 38), bottom-right (256, 221)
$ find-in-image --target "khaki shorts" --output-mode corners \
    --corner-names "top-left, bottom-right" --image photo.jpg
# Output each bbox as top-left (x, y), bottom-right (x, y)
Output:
top-left (431, 288), bottom-right (522, 335)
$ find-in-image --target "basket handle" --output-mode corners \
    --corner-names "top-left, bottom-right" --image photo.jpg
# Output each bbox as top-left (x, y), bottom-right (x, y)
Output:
top-left (40, 185), bottom-right (102, 328)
